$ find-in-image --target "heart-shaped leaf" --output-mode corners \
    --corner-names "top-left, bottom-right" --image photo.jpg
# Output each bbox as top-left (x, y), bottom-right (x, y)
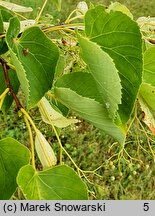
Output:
top-left (55, 72), bottom-right (125, 143)
top-left (6, 16), bottom-right (59, 109)
top-left (85, 5), bottom-right (142, 123)
top-left (0, 137), bottom-right (30, 199)
top-left (17, 164), bottom-right (88, 200)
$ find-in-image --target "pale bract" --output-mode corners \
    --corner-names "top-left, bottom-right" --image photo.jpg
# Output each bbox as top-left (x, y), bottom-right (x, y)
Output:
top-left (38, 97), bottom-right (78, 128)
top-left (76, 1), bottom-right (88, 15)
top-left (35, 129), bottom-right (57, 169)
top-left (0, 1), bottom-right (32, 12)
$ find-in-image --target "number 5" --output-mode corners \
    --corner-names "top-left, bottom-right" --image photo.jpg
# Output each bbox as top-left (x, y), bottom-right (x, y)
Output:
top-left (143, 203), bottom-right (149, 211)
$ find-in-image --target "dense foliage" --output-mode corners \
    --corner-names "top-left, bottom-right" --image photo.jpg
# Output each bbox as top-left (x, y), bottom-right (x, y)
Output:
top-left (0, 0), bottom-right (155, 200)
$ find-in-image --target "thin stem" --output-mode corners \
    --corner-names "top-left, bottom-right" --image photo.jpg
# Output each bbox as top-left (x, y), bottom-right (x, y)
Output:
top-left (51, 125), bottom-right (63, 165)
top-left (43, 23), bottom-right (84, 33)
top-left (67, 15), bottom-right (84, 23)
top-left (13, 11), bottom-right (27, 20)
top-left (20, 108), bottom-right (38, 133)
top-left (0, 88), bottom-right (9, 100)
top-left (0, 56), bottom-right (23, 109)
top-left (35, 0), bottom-right (48, 23)
top-left (0, 34), bottom-right (5, 38)
top-left (24, 115), bottom-right (36, 170)
top-left (65, 9), bottom-right (77, 24)
top-left (0, 88), bottom-right (9, 109)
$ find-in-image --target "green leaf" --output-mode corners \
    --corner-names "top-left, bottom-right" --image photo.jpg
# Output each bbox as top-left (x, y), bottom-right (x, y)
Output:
top-left (143, 47), bottom-right (155, 86)
top-left (0, 6), bottom-right (14, 34)
top-left (79, 36), bottom-right (122, 118)
top-left (85, 5), bottom-right (143, 123)
top-left (6, 16), bottom-right (59, 109)
top-left (138, 95), bottom-right (155, 135)
top-left (0, 68), bottom-right (20, 114)
top-left (140, 83), bottom-right (155, 111)
top-left (0, 9), bottom-right (3, 33)
top-left (35, 129), bottom-right (57, 169)
top-left (38, 97), bottom-right (78, 128)
top-left (17, 164), bottom-right (88, 200)
top-left (54, 54), bottom-right (66, 79)
top-left (0, 137), bottom-right (30, 199)
top-left (55, 72), bottom-right (126, 142)
top-left (0, 1), bottom-right (32, 12)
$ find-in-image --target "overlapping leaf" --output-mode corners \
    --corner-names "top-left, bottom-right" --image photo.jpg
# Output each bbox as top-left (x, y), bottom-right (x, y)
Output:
top-left (139, 47), bottom-right (155, 134)
top-left (79, 36), bottom-right (122, 118)
top-left (6, 16), bottom-right (59, 109)
top-left (139, 47), bottom-right (155, 111)
top-left (0, 137), bottom-right (30, 199)
top-left (85, 5), bottom-right (142, 123)
top-left (55, 72), bottom-right (125, 143)
top-left (17, 164), bottom-right (88, 200)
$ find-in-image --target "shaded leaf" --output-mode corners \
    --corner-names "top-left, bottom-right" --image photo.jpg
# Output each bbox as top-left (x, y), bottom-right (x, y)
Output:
top-left (6, 17), bottom-right (59, 108)
top-left (85, 5), bottom-right (142, 123)
top-left (17, 164), bottom-right (88, 200)
top-left (0, 68), bottom-right (20, 114)
top-left (38, 97), bottom-right (78, 128)
top-left (0, 137), bottom-right (30, 199)
top-left (35, 129), bottom-right (57, 169)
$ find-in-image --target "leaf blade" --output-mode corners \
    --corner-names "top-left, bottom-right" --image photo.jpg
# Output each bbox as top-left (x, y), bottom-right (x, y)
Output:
top-left (79, 36), bottom-right (122, 118)
top-left (6, 16), bottom-right (59, 108)
top-left (17, 164), bottom-right (88, 200)
top-left (0, 137), bottom-right (30, 199)
top-left (85, 5), bottom-right (143, 123)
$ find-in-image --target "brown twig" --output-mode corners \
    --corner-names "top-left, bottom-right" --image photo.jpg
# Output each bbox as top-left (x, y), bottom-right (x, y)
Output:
top-left (0, 56), bottom-right (23, 109)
